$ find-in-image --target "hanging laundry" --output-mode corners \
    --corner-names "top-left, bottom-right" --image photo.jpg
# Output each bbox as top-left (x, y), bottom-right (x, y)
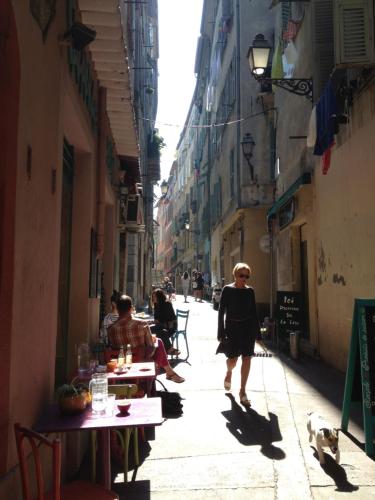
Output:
top-left (313, 81), bottom-right (338, 157)
top-left (322, 142), bottom-right (335, 175)
top-left (282, 54), bottom-right (294, 79)
top-left (271, 40), bottom-right (283, 92)
top-left (284, 41), bottom-right (298, 65)
top-left (282, 20), bottom-right (300, 42)
top-left (307, 106), bottom-right (317, 148)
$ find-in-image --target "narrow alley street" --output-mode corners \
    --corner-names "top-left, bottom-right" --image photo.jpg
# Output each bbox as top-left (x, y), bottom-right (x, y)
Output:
top-left (113, 295), bottom-right (375, 500)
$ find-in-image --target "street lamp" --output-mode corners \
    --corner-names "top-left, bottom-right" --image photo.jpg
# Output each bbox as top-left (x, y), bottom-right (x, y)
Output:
top-left (241, 133), bottom-right (256, 182)
top-left (149, 179), bottom-right (168, 205)
top-left (247, 34), bottom-right (313, 101)
top-left (160, 179), bottom-right (168, 197)
top-left (184, 221), bottom-right (200, 234)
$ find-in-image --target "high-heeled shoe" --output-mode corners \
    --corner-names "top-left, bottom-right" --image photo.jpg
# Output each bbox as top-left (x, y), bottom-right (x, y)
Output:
top-left (239, 393), bottom-right (251, 407)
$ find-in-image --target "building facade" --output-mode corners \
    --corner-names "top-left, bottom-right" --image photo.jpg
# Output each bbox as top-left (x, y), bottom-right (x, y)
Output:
top-left (0, 0), bottom-right (158, 496)
top-left (156, 0), bottom-right (375, 374)
top-left (157, 0), bottom-right (274, 316)
top-left (267, 0), bottom-right (375, 371)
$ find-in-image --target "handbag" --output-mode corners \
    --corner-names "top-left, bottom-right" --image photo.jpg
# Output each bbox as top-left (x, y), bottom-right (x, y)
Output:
top-left (215, 336), bottom-right (230, 355)
top-left (155, 379), bottom-right (184, 417)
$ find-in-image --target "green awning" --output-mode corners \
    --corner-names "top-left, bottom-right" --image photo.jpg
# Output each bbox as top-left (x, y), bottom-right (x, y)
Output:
top-left (267, 172), bottom-right (311, 218)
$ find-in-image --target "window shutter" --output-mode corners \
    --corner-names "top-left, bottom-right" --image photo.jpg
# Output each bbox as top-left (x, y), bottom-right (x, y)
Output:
top-left (313, 0), bottom-right (335, 99)
top-left (334, 0), bottom-right (375, 66)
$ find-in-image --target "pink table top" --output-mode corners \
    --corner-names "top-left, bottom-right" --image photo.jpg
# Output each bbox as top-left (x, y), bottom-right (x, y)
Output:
top-left (33, 397), bottom-right (163, 434)
top-left (107, 361), bottom-right (156, 382)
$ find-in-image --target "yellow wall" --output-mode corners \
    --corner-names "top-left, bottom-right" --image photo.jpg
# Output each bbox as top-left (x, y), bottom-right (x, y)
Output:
top-left (2, 1), bottom-right (101, 488)
top-left (223, 208), bottom-right (270, 318)
top-left (315, 87), bottom-right (375, 371)
top-left (243, 208), bottom-right (271, 312)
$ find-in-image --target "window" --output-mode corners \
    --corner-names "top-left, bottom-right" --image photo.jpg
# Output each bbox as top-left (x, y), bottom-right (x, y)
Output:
top-left (334, 0), bottom-right (375, 66)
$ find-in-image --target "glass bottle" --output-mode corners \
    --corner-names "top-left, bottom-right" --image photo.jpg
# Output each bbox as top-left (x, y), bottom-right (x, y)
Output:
top-left (125, 344), bottom-right (132, 367)
top-left (117, 345), bottom-right (125, 371)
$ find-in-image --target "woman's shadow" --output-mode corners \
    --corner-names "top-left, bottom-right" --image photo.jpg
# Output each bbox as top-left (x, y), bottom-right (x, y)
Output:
top-left (222, 393), bottom-right (286, 460)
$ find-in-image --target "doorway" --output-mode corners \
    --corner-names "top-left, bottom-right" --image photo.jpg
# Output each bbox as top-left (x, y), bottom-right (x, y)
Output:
top-left (300, 225), bottom-right (310, 339)
top-left (55, 139), bottom-right (74, 386)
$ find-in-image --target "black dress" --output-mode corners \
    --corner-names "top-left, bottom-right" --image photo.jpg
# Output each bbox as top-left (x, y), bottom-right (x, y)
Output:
top-left (217, 285), bottom-right (261, 358)
top-left (152, 301), bottom-right (177, 351)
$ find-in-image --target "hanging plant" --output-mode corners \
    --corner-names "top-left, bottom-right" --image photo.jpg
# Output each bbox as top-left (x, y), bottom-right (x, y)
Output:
top-left (148, 130), bottom-right (166, 158)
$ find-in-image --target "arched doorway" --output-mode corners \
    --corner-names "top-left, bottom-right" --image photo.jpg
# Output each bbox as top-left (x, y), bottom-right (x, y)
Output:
top-left (0, 0), bottom-right (20, 473)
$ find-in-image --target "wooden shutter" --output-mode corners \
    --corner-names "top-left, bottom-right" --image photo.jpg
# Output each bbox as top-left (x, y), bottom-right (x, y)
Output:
top-left (313, 0), bottom-right (335, 99)
top-left (334, 0), bottom-right (375, 66)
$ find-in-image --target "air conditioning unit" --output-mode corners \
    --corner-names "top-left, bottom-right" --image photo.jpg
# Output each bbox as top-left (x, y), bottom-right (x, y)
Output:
top-left (334, 0), bottom-right (375, 67)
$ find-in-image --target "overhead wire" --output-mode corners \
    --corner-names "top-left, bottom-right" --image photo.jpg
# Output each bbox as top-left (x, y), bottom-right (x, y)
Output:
top-left (140, 107), bottom-right (278, 130)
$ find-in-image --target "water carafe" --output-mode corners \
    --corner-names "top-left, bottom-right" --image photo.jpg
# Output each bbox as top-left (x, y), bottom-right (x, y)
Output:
top-left (89, 373), bottom-right (108, 415)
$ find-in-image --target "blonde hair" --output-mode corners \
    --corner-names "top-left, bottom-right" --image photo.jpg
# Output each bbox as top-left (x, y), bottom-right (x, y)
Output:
top-left (232, 262), bottom-right (251, 277)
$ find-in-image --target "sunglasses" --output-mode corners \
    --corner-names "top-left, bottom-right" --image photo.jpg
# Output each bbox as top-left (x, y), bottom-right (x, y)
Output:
top-left (238, 274), bottom-right (250, 279)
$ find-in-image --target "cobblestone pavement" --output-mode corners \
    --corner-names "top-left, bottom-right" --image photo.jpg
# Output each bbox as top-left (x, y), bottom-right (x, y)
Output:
top-left (112, 295), bottom-right (375, 499)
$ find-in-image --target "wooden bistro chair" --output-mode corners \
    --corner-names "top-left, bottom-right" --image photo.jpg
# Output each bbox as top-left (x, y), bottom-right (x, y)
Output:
top-left (172, 309), bottom-right (190, 361)
top-left (14, 423), bottom-right (118, 500)
top-left (91, 384), bottom-right (139, 484)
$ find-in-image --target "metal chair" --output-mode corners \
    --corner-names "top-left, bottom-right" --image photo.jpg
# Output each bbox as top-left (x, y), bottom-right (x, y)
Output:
top-left (172, 309), bottom-right (190, 361)
top-left (91, 384), bottom-right (139, 484)
top-left (14, 423), bottom-right (118, 500)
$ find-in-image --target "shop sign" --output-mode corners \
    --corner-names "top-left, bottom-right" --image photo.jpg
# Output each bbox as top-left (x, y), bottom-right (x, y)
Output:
top-left (276, 291), bottom-right (301, 340)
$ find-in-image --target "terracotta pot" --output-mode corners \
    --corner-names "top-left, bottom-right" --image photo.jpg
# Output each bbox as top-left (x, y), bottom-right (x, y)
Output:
top-left (59, 393), bottom-right (87, 415)
top-left (106, 359), bottom-right (117, 372)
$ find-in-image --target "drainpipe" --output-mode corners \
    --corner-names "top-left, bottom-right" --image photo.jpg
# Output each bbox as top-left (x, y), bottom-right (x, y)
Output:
top-left (96, 87), bottom-right (107, 259)
top-left (268, 110), bottom-right (277, 344)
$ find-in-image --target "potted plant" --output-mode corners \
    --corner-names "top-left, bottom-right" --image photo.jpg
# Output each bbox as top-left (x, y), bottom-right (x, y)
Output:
top-left (148, 130), bottom-right (166, 158)
top-left (56, 378), bottom-right (90, 415)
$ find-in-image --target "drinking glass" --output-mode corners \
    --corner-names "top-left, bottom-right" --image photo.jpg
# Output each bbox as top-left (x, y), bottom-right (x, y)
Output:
top-left (89, 373), bottom-right (108, 416)
top-left (106, 394), bottom-right (116, 416)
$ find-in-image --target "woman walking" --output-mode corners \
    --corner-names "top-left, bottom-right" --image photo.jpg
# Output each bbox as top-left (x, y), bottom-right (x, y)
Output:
top-left (217, 263), bottom-right (263, 407)
top-left (181, 271), bottom-right (190, 302)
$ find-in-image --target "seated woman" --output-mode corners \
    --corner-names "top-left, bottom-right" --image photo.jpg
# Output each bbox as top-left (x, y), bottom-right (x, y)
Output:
top-left (151, 288), bottom-right (179, 356)
top-left (108, 294), bottom-right (184, 383)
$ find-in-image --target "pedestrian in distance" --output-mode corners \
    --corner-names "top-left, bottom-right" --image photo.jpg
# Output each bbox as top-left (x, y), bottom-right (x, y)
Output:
top-left (217, 262), bottom-right (265, 407)
top-left (195, 272), bottom-right (204, 302)
top-left (181, 271), bottom-right (190, 302)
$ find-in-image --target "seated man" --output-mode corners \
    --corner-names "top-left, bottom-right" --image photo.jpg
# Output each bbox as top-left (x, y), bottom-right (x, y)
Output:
top-left (108, 295), bottom-right (184, 384)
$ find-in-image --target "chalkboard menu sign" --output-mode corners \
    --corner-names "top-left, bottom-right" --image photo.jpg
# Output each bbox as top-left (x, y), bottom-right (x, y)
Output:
top-left (276, 291), bottom-right (302, 340)
top-left (342, 299), bottom-right (375, 457)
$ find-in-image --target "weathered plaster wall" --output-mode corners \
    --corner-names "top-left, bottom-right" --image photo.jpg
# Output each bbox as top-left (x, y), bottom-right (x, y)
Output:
top-left (315, 87), bottom-right (375, 371)
top-left (10, 1), bottom-right (65, 463)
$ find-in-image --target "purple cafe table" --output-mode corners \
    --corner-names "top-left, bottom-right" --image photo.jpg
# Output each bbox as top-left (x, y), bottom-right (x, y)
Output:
top-left (33, 397), bottom-right (163, 490)
top-left (78, 362), bottom-right (156, 396)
